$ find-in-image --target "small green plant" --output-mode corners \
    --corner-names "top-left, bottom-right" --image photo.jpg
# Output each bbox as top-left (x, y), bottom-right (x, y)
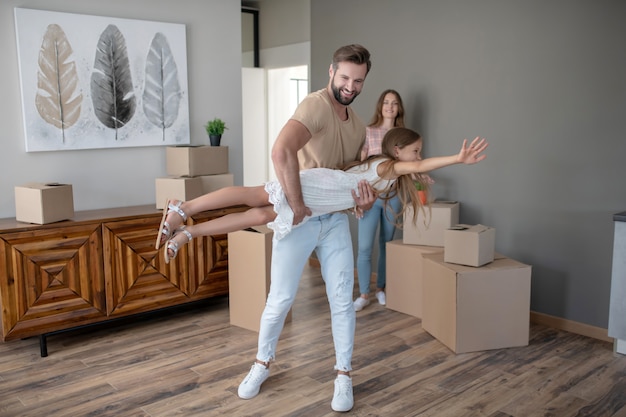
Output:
top-left (413, 180), bottom-right (424, 191)
top-left (205, 118), bottom-right (227, 136)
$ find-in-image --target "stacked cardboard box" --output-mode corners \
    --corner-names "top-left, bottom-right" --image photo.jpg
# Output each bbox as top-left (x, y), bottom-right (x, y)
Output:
top-left (403, 201), bottom-right (460, 246)
top-left (155, 145), bottom-right (234, 209)
top-left (389, 200), bottom-right (530, 353)
top-left (444, 224), bottom-right (495, 267)
top-left (385, 201), bottom-right (460, 316)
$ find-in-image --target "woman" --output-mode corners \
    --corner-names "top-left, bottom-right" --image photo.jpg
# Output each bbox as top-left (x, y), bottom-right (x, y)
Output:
top-left (354, 89), bottom-right (405, 311)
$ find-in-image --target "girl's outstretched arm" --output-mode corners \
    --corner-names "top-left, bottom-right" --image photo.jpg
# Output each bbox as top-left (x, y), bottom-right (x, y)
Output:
top-left (392, 137), bottom-right (488, 176)
top-left (456, 137), bottom-right (488, 165)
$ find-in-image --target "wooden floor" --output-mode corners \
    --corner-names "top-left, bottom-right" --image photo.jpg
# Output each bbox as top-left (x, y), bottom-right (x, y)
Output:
top-left (1, 264), bottom-right (626, 417)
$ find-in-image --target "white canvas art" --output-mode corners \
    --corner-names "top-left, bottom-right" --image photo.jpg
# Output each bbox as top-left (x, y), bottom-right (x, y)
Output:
top-left (14, 8), bottom-right (190, 152)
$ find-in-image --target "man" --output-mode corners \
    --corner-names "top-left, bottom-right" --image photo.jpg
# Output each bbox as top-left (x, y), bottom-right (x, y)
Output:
top-left (238, 44), bottom-right (375, 412)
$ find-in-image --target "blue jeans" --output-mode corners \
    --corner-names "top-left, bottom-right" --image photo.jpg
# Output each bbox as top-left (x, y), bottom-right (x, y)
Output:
top-left (356, 195), bottom-right (401, 295)
top-left (256, 212), bottom-right (355, 372)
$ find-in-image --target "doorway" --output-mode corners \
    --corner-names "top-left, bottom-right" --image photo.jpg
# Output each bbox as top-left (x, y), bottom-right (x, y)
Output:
top-left (266, 65), bottom-right (308, 181)
top-left (241, 65), bottom-right (308, 186)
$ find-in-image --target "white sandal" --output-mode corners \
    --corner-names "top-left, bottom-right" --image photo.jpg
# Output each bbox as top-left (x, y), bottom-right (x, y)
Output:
top-left (164, 227), bottom-right (192, 264)
top-left (155, 199), bottom-right (188, 249)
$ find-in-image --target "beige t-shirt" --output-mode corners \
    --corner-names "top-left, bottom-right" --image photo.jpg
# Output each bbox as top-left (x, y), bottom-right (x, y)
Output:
top-left (291, 89), bottom-right (366, 170)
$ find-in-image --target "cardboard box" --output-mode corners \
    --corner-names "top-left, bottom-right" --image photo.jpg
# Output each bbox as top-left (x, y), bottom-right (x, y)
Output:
top-left (444, 224), bottom-right (496, 267)
top-left (422, 252), bottom-right (531, 354)
top-left (228, 226), bottom-right (291, 332)
top-left (155, 177), bottom-right (203, 209)
top-left (15, 182), bottom-right (74, 224)
top-left (403, 201), bottom-right (460, 247)
top-left (386, 240), bottom-right (443, 318)
top-left (166, 145), bottom-right (229, 177)
top-left (199, 173), bottom-right (234, 193)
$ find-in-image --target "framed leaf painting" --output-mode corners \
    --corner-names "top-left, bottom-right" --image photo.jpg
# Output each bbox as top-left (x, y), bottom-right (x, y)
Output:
top-left (14, 8), bottom-right (190, 152)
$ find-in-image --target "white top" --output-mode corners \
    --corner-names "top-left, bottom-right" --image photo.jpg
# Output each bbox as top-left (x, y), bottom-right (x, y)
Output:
top-left (265, 159), bottom-right (394, 239)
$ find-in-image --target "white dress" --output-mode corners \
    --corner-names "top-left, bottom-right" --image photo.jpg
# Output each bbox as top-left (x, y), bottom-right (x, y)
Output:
top-left (265, 159), bottom-right (394, 240)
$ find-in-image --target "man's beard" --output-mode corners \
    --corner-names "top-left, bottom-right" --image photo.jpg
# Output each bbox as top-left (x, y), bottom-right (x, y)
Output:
top-left (331, 80), bottom-right (359, 106)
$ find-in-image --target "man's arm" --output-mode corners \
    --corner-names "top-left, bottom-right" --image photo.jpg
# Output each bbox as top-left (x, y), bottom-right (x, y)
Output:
top-left (351, 180), bottom-right (377, 219)
top-left (352, 131), bottom-right (377, 218)
top-left (271, 119), bottom-right (313, 225)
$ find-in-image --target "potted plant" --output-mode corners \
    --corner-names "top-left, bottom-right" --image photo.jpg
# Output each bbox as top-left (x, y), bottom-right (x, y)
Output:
top-left (205, 118), bottom-right (227, 146)
top-left (413, 180), bottom-right (429, 205)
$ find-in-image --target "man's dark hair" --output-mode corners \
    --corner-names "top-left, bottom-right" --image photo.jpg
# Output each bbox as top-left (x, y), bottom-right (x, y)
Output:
top-left (332, 44), bottom-right (371, 74)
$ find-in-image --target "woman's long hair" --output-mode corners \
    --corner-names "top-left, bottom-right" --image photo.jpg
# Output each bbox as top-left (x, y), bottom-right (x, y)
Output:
top-left (344, 127), bottom-right (431, 227)
top-left (368, 89), bottom-right (405, 128)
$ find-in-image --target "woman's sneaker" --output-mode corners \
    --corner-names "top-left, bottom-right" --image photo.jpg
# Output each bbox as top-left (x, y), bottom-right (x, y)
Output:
top-left (353, 297), bottom-right (370, 311)
top-left (376, 291), bottom-right (386, 306)
top-left (238, 362), bottom-right (270, 399)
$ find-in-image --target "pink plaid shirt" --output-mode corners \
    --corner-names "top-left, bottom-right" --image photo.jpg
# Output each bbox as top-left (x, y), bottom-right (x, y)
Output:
top-left (360, 126), bottom-right (389, 160)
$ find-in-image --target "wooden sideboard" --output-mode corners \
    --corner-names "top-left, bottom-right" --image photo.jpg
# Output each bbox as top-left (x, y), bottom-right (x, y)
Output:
top-left (0, 204), bottom-right (247, 355)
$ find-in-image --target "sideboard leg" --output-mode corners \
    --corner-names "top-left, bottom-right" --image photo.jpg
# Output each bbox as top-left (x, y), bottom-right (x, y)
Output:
top-left (39, 334), bottom-right (48, 357)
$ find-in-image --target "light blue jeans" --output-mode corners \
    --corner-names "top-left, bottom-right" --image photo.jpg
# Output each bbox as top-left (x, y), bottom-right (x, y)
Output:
top-left (256, 212), bottom-right (355, 372)
top-left (356, 195), bottom-right (402, 295)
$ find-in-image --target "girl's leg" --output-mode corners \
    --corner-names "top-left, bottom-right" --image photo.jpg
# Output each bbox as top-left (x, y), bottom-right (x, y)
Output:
top-left (165, 205), bottom-right (276, 260)
top-left (160, 185), bottom-right (269, 245)
top-left (181, 185), bottom-right (270, 216)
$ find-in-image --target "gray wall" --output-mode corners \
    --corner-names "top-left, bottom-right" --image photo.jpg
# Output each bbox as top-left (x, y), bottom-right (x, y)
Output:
top-left (312, 0), bottom-right (626, 329)
top-left (0, 0), bottom-right (243, 216)
top-left (2, 0), bottom-right (624, 331)
top-left (256, 0), bottom-right (309, 50)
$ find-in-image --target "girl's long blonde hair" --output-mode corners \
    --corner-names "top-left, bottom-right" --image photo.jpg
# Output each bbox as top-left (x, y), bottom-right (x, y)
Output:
top-left (344, 127), bottom-right (431, 227)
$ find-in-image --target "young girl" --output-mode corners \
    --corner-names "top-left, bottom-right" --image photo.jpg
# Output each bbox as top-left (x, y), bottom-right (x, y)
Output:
top-left (157, 127), bottom-right (488, 263)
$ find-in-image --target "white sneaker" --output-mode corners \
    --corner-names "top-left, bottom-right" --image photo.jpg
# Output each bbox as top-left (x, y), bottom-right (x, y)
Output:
top-left (238, 362), bottom-right (270, 399)
top-left (331, 374), bottom-right (354, 412)
top-left (353, 297), bottom-right (370, 311)
top-left (376, 291), bottom-right (386, 306)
